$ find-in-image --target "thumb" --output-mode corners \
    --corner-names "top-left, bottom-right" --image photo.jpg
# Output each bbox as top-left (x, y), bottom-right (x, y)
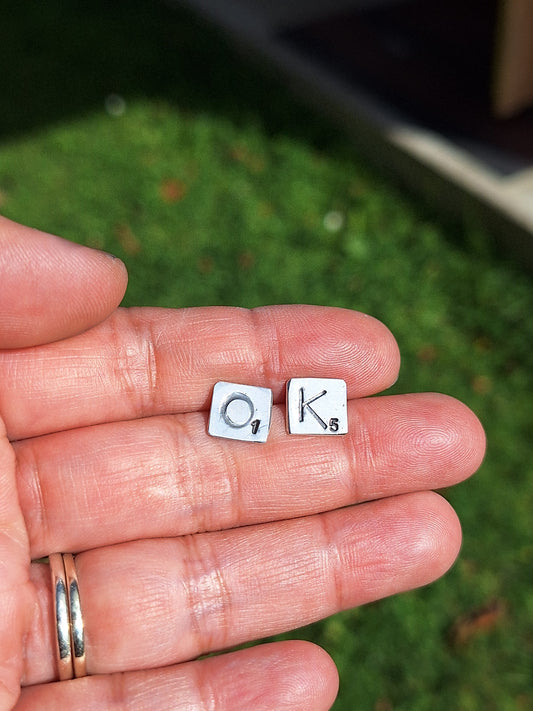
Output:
top-left (0, 216), bottom-right (128, 348)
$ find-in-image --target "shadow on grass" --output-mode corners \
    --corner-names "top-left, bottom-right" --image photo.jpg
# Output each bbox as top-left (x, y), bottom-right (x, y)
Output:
top-left (3, 0), bottom-right (530, 271)
top-left (0, 0), bottom-right (341, 147)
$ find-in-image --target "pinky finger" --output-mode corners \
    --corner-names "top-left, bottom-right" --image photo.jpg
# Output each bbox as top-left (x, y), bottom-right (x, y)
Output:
top-left (16, 641), bottom-right (339, 711)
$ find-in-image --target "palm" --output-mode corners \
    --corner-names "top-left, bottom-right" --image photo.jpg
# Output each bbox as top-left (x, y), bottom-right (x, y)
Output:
top-left (0, 419), bottom-right (33, 710)
top-left (0, 218), bottom-right (485, 710)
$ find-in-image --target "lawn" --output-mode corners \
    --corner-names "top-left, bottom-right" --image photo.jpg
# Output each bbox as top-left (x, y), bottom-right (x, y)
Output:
top-left (1, 1), bottom-right (532, 709)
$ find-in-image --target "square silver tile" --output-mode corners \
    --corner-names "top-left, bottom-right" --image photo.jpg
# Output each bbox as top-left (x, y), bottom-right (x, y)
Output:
top-left (286, 378), bottom-right (348, 435)
top-left (208, 381), bottom-right (273, 443)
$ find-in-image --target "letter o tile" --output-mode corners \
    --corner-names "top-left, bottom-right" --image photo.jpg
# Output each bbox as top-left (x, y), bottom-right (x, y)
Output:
top-left (208, 382), bottom-right (273, 443)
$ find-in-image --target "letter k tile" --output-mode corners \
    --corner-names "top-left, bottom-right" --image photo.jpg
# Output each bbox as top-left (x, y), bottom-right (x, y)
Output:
top-left (286, 378), bottom-right (348, 435)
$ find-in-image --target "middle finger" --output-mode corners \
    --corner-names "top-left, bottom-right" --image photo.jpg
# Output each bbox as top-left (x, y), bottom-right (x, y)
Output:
top-left (16, 393), bottom-right (484, 558)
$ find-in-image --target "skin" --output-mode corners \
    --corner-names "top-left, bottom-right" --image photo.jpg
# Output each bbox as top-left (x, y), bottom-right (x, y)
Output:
top-left (0, 215), bottom-right (486, 710)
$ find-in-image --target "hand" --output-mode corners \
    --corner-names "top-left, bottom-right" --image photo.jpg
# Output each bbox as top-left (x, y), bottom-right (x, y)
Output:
top-left (0, 216), bottom-right (485, 710)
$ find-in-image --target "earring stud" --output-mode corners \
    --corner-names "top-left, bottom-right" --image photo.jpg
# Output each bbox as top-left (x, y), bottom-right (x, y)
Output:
top-left (208, 381), bottom-right (273, 443)
top-left (286, 378), bottom-right (348, 435)
top-left (208, 377), bottom-right (348, 442)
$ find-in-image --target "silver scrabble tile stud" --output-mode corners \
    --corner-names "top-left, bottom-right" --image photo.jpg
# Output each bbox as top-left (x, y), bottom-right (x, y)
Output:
top-left (286, 378), bottom-right (348, 435)
top-left (208, 381), bottom-right (273, 443)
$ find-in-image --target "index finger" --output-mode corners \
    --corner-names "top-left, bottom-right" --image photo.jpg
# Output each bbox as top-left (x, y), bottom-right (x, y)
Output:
top-left (1, 305), bottom-right (400, 439)
top-left (0, 216), bottom-right (128, 349)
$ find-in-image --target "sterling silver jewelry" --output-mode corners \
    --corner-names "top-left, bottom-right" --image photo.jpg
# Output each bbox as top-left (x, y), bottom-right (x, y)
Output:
top-left (208, 382), bottom-right (273, 442)
top-left (63, 553), bottom-right (87, 678)
top-left (49, 553), bottom-right (87, 680)
top-left (286, 378), bottom-right (348, 435)
top-left (208, 378), bottom-right (348, 441)
top-left (49, 553), bottom-right (73, 680)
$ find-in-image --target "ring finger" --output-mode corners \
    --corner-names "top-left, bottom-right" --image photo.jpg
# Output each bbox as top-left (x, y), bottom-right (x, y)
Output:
top-left (24, 490), bottom-right (460, 685)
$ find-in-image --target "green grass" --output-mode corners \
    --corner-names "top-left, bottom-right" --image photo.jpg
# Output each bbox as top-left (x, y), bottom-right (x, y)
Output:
top-left (1, 1), bottom-right (532, 709)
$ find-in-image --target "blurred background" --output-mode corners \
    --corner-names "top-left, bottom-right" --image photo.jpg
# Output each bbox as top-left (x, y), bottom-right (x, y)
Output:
top-left (1, 1), bottom-right (532, 708)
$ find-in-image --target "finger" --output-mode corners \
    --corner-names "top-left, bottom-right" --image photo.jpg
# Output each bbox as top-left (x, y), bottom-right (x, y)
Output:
top-left (24, 491), bottom-right (460, 683)
top-left (16, 393), bottom-right (485, 557)
top-left (0, 216), bottom-right (127, 348)
top-left (1, 304), bottom-right (400, 440)
top-left (17, 641), bottom-right (338, 711)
